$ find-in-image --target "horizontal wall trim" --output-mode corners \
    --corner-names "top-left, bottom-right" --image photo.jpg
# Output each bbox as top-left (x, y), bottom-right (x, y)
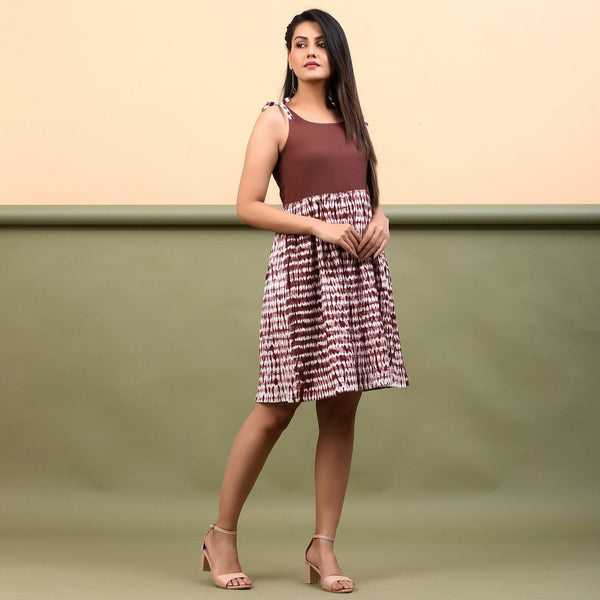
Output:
top-left (0, 205), bottom-right (599, 227)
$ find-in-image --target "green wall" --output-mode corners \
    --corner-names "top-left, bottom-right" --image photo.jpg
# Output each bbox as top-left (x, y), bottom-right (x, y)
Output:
top-left (1, 206), bottom-right (599, 535)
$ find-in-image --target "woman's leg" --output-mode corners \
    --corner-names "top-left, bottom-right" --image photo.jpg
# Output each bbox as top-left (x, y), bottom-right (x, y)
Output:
top-left (204, 401), bottom-right (300, 588)
top-left (307, 391), bottom-right (361, 592)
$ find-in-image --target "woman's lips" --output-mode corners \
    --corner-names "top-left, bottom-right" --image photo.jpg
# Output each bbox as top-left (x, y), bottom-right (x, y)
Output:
top-left (304, 62), bottom-right (320, 68)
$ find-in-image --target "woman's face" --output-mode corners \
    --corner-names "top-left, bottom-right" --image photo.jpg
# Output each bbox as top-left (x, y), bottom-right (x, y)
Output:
top-left (288, 21), bottom-right (332, 84)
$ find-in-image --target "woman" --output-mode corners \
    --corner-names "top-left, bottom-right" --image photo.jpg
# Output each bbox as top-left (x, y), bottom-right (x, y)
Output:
top-left (201, 9), bottom-right (409, 593)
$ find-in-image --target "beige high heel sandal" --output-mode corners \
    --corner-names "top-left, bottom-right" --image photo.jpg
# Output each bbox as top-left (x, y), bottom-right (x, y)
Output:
top-left (305, 534), bottom-right (355, 593)
top-left (201, 523), bottom-right (252, 590)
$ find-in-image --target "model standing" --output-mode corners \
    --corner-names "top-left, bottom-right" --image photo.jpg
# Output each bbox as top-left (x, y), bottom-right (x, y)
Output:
top-left (201, 9), bottom-right (409, 593)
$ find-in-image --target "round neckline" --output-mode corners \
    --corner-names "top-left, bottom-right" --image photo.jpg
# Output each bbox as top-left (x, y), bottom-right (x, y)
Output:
top-left (286, 105), bottom-right (344, 125)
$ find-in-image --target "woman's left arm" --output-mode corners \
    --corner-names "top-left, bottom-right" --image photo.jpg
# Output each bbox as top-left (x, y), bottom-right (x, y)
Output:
top-left (357, 204), bottom-right (390, 261)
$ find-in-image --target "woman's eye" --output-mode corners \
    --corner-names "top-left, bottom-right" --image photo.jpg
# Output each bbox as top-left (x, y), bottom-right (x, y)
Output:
top-left (294, 41), bottom-right (325, 50)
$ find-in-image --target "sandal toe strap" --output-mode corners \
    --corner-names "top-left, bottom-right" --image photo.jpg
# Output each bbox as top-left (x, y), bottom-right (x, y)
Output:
top-left (322, 574), bottom-right (355, 587)
top-left (213, 571), bottom-right (250, 588)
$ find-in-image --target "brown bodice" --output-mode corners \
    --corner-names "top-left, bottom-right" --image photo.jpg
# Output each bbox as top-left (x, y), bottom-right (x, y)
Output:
top-left (265, 102), bottom-right (368, 207)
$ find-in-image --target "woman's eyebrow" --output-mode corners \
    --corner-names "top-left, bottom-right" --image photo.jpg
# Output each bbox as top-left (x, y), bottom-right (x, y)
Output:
top-left (293, 35), bottom-right (324, 41)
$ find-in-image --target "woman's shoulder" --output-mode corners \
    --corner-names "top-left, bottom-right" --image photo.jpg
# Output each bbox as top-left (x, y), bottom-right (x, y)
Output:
top-left (250, 101), bottom-right (290, 151)
top-left (255, 101), bottom-right (291, 139)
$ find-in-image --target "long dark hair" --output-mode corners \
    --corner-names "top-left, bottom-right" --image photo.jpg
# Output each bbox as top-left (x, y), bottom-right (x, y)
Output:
top-left (283, 9), bottom-right (380, 208)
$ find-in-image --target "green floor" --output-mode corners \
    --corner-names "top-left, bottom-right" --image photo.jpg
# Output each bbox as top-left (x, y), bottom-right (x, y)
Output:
top-left (3, 493), bottom-right (599, 599)
top-left (2, 215), bottom-right (599, 598)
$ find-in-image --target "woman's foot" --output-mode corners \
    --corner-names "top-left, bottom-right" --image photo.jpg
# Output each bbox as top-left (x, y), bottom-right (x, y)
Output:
top-left (202, 525), bottom-right (252, 589)
top-left (305, 537), bottom-right (355, 592)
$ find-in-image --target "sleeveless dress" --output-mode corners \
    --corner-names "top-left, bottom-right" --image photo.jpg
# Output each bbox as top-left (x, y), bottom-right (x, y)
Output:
top-left (255, 99), bottom-right (409, 403)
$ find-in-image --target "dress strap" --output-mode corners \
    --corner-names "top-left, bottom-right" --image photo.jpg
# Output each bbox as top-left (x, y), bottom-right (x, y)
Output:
top-left (261, 100), bottom-right (293, 120)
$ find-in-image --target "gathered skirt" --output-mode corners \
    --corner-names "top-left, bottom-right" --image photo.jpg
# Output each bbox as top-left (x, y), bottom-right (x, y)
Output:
top-left (255, 188), bottom-right (409, 403)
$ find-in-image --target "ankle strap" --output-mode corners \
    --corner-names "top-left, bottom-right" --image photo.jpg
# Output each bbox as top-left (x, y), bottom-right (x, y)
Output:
top-left (313, 534), bottom-right (335, 542)
top-left (210, 523), bottom-right (237, 535)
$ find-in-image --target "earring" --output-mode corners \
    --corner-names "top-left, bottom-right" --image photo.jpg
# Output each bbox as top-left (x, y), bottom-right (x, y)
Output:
top-left (290, 69), bottom-right (296, 95)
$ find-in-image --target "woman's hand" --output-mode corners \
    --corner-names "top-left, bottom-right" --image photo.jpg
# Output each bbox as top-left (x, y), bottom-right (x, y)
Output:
top-left (357, 207), bottom-right (390, 261)
top-left (311, 221), bottom-right (361, 259)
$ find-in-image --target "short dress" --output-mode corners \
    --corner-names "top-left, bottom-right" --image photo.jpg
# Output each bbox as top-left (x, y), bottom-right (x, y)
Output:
top-left (255, 99), bottom-right (409, 403)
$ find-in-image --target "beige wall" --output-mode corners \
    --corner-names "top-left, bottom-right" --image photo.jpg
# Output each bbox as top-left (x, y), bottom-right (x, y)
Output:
top-left (1, 1), bottom-right (598, 205)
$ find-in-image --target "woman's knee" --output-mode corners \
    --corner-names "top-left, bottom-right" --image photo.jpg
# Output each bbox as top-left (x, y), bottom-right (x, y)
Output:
top-left (253, 402), bottom-right (299, 437)
top-left (316, 391), bottom-right (360, 429)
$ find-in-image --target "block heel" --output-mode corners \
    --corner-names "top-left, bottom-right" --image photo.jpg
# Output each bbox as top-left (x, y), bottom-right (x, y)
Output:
top-left (306, 560), bottom-right (321, 583)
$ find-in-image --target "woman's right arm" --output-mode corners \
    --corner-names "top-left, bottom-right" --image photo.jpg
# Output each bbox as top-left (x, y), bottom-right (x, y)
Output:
top-left (236, 106), bottom-right (360, 258)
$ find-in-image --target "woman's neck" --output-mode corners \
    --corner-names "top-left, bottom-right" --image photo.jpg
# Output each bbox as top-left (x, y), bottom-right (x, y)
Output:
top-left (288, 81), bottom-right (329, 110)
